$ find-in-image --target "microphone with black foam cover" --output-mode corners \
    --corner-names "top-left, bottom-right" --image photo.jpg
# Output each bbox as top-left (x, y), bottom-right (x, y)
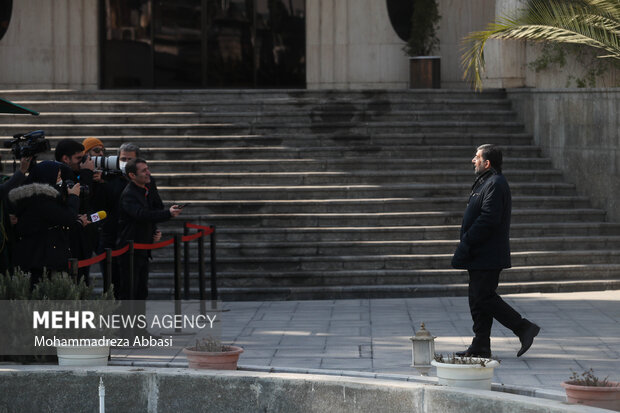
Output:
top-left (88, 210), bottom-right (107, 223)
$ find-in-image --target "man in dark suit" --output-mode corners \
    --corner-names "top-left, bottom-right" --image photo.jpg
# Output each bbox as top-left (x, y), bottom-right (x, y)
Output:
top-left (452, 144), bottom-right (540, 358)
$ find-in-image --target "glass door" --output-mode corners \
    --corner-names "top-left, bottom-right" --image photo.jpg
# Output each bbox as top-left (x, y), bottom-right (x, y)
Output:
top-left (101, 0), bottom-right (305, 88)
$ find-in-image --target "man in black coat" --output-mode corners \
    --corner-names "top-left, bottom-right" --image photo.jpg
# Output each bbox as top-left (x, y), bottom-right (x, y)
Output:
top-left (117, 158), bottom-right (182, 300)
top-left (452, 144), bottom-right (540, 358)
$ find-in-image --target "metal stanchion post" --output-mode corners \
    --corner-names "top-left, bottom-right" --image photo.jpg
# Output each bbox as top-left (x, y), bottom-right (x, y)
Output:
top-left (183, 224), bottom-right (190, 300)
top-left (128, 241), bottom-right (135, 300)
top-left (209, 226), bottom-right (218, 301)
top-left (104, 248), bottom-right (112, 294)
top-left (174, 234), bottom-right (182, 333)
top-left (69, 258), bottom-right (79, 282)
top-left (198, 228), bottom-right (206, 315)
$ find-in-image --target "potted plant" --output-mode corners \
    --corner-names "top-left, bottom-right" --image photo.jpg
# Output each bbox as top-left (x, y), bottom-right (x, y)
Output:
top-left (0, 270), bottom-right (115, 366)
top-left (561, 369), bottom-right (620, 411)
top-left (31, 272), bottom-right (116, 366)
top-left (183, 336), bottom-right (243, 370)
top-left (431, 353), bottom-right (500, 390)
top-left (403, 0), bottom-right (441, 89)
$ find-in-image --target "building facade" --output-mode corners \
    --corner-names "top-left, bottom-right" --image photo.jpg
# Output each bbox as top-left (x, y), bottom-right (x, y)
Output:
top-left (0, 0), bottom-right (597, 90)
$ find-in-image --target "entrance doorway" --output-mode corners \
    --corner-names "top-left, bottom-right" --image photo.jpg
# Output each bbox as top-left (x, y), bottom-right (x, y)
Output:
top-left (101, 0), bottom-right (305, 88)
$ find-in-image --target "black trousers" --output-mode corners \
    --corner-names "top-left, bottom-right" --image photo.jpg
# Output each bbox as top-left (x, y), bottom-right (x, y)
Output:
top-left (468, 269), bottom-right (526, 348)
top-left (119, 253), bottom-right (149, 301)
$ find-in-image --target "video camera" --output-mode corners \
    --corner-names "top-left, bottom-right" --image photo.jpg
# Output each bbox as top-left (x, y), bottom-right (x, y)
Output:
top-left (4, 130), bottom-right (50, 159)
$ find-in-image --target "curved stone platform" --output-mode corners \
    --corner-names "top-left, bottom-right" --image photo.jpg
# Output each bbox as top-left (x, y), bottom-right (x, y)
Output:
top-left (0, 366), bottom-right (608, 412)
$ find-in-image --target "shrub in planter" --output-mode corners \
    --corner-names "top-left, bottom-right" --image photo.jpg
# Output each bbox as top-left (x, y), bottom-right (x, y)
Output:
top-left (561, 369), bottom-right (620, 411)
top-left (431, 353), bottom-right (500, 390)
top-left (183, 337), bottom-right (243, 370)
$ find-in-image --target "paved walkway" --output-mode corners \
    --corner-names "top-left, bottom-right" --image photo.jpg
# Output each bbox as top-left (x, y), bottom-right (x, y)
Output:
top-left (111, 290), bottom-right (620, 394)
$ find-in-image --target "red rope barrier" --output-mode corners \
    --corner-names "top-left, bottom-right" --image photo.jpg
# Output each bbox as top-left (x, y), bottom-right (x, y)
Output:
top-left (185, 222), bottom-right (214, 234)
top-left (134, 237), bottom-right (174, 250)
top-left (71, 222), bottom-right (213, 268)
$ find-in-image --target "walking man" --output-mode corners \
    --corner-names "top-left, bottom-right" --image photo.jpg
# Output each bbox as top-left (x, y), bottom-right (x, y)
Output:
top-left (452, 144), bottom-right (540, 357)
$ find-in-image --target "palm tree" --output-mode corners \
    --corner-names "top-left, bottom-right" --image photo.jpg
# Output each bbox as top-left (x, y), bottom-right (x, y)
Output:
top-left (462, 0), bottom-right (620, 90)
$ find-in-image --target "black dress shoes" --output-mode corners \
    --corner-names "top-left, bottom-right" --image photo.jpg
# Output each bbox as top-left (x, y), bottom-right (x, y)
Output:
top-left (455, 347), bottom-right (491, 358)
top-left (517, 323), bottom-right (540, 357)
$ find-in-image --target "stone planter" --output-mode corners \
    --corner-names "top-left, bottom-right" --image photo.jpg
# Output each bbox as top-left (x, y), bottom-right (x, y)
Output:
top-left (183, 345), bottom-right (243, 370)
top-left (56, 346), bottom-right (110, 366)
top-left (431, 358), bottom-right (499, 390)
top-left (561, 381), bottom-right (620, 411)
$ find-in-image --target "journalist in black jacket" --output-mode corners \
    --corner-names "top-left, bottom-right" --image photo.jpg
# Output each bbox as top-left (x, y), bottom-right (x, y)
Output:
top-left (451, 145), bottom-right (540, 359)
top-left (116, 158), bottom-right (182, 299)
top-left (8, 161), bottom-right (81, 284)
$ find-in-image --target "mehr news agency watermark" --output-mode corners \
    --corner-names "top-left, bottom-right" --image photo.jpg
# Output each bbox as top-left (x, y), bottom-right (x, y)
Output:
top-left (0, 301), bottom-right (222, 355)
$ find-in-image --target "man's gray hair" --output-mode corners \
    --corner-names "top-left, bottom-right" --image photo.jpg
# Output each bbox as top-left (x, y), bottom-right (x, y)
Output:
top-left (118, 142), bottom-right (141, 157)
top-left (477, 144), bottom-right (503, 173)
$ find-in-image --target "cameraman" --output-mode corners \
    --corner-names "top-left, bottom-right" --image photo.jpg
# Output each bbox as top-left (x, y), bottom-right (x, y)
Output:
top-left (8, 161), bottom-right (81, 285)
top-left (54, 139), bottom-right (99, 284)
top-left (0, 155), bottom-right (33, 274)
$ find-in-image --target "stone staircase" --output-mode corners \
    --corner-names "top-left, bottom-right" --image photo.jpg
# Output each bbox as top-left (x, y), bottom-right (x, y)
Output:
top-left (1, 89), bottom-right (620, 300)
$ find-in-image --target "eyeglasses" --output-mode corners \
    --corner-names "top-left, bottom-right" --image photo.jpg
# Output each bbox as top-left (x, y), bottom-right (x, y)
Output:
top-left (90, 147), bottom-right (104, 154)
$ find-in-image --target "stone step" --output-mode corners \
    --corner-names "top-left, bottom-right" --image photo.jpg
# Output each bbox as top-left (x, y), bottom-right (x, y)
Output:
top-left (169, 222), bottom-right (620, 242)
top-left (7, 110), bottom-right (518, 124)
top-left (1, 133), bottom-right (535, 149)
top-left (141, 264), bottom-right (620, 290)
top-left (17, 99), bottom-right (513, 112)
top-left (1, 88), bottom-right (510, 102)
top-left (144, 249), bottom-right (620, 272)
top-left (141, 157), bottom-right (554, 171)
top-left (0, 120), bottom-right (525, 136)
top-left (144, 279), bottom-right (620, 300)
top-left (159, 197), bottom-right (594, 214)
top-left (156, 182), bottom-right (578, 200)
top-left (149, 236), bottom-right (620, 258)
top-left (150, 170), bottom-right (565, 186)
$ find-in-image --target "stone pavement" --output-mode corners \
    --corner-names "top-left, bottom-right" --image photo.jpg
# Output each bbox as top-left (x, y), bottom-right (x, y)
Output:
top-left (111, 290), bottom-right (620, 394)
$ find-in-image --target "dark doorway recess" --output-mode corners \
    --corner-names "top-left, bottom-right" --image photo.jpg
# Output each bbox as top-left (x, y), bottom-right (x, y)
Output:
top-left (0, 0), bottom-right (12, 42)
top-left (386, 0), bottom-right (412, 42)
top-left (101, 0), bottom-right (305, 89)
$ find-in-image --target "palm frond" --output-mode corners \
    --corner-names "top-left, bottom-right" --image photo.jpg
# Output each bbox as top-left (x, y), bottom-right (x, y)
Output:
top-left (462, 0), bottom-right (620, 90)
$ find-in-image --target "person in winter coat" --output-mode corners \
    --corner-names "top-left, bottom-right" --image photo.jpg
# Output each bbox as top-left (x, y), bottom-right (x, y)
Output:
top-left (117, 158), bottom-right (182, 300)
top-left (8, 161), bottom-right (81, 285)
top-left (451, 144), bottom-right (540, 358)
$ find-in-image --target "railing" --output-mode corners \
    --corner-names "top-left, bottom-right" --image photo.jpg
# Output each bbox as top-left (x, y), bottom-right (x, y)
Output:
top-left (68, 222), bottom-right (217, 301)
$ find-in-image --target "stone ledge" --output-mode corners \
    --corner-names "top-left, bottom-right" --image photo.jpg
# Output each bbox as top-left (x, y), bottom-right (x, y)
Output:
top-left (0, 366), bottom-right (603, 412)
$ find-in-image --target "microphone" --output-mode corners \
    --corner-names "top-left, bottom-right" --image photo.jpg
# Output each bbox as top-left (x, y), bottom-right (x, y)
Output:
top-left (88, 210), bottom-right (107, 223)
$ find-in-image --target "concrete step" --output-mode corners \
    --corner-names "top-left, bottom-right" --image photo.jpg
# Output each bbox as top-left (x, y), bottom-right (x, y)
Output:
top-left (167, 222), bottom-right (620, 242)
top-left (149, 236), bottom-right (620, 258)
top-left (144, 279), bottom-right (620, 300)
top-left (160, 197), bottom-right (595, 214)
top-left (0, 133), bottom-right (535, 148)
top-left (16, 99), bottom-right (513, 112)
top-left (162, 209), bottom-right (608, 229)
top-left (141, 264), bottom-right (620, 290)
top-left (7, 110), bottom-right (518, 124)
top-left (156, 182), bottom-right (578, 200)
top-left (1, 88), bottom-right (510, 102)
top-left (146, 249), bottom-right (620, 272)
top-left (141, 157), bottom-right (554, 172)
top-left (150, 170), bottom-right (566, 186)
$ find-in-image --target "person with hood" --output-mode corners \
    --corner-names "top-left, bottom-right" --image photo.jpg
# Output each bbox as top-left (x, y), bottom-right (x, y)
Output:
top-left (8, 161), bottom-right (81, 285)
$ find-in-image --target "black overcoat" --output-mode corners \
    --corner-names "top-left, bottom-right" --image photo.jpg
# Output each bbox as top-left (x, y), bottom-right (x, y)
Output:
top-left (451, 169), bottom-right (512, 270)
top-left (8, 183), bottom-right (80, 272)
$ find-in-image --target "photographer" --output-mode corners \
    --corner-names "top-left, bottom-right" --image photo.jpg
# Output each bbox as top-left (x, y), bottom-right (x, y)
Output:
top-left (0, 155), bottom-right (33, 274)
top-left (54, 139), bottom-right (98, 284)
top-left (99, 143), bottom-right (140, 297)
top-left (117, 158), bottom-right (182, 300)
top-left (8, 161), bottom-right (81, 285)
